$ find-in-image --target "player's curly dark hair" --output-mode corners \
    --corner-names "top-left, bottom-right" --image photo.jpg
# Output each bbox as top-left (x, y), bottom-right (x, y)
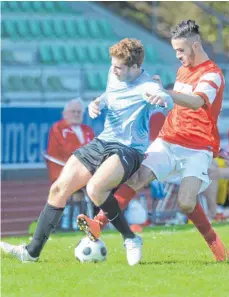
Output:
top-left (171, 20), bottom-right (200, 39)
top-left (109, 38), bottom-right (144, 68)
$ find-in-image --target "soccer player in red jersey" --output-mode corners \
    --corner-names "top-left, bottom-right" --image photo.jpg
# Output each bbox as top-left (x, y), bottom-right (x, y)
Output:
top-left (79, 20), bottom-right (228, 262)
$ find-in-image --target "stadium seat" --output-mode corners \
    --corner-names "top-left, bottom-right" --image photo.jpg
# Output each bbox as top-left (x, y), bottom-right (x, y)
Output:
top-left (87, 20), bottom-right (102, 39)
top-left (53, 20), bottom-right (67, 39)
top-left (64, 20), bottom-right (77, 39)
top-left (1, 49), bottom-right (14, 64)
top-left (98, 19), bottom-right (116, 39)
top-left (40, 20), bottom-right (54, 38)
top-left (20, 1), bottom-right (34, 13)
top-left (74, 46), bottom-right (90, 64)
top-left (40, 45), bottom-right (53, 64)
top-left (5, 1), bottom-right (20, 13)
top-left (86, 72), bottom-right (100, 90)
top-left (2, 20), bottom-right (17, 40)
top-left (63, 46), bottom-right (77, 64)
top-left (87, 46), bottom-right (100, 63)
top-left (46, 76), bottom-right (63, 91)
top-left (22, 76), bottom-right (41, 91)
top-left (28, 20), bottom-right (41, 39)
top-left (16, 20), bottom-right (28, 39)
top-left (75, 19), bottom-right (90, 38)
top-left (51, 45), bottom-right (64, 64)
top-left (98, 72), bottom-right (108, 89)
top-left (6, 76), bottom-right (23, 91)
top-left (99, 45), bottom-right (110, 64)
top-left (145, 46), bottom-right (160, 63)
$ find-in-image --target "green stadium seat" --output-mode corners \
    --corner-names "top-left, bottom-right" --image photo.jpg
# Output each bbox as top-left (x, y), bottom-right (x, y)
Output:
top-left (28, 20), bottom-right (41, 39)
top-left (75, 19), bottom-right (89, 38)
top-left (31, 1), bottom-right (45, 13)
top-left (63, 46), bottom-right (77, 64)
top-left (53, 20), bottom-right (66, 39)
top-left (74, 46), bottom-right (89, 64)
top-left (87, 46), bottom-right (99, 63)
top-left (1, 49), bottom-right (14, 64)
top-left (6, 1), bottom-right (20, 13)
top-left (145, 46), bottom-right (159, 63)
top-left (87, 20), bottom-right (102, 39)
top-left (46, 76), bottom-right (63, 91)
top-left (16, 20), bottom-right (28, 39)
top-left (2, 20), bottom-right (17, 39)
top-left (55, 1), bottom-right (72, 13)
top-left (1, 1), bottom-right (8, 13)
top-left (40, 45), bottom-right (52, 64)
top-left (22, 76), bottom-right (41, 91)
top-left (51, 45), bottom-right (64, 64)
top-left (64, 20), bottom-right (77, 39)
top-left (98, 20), bottom-right (115, 39)
top-left (98, 72), bottom-right (107, 89)
top-left (19, 1), bottom-right (33, 13)
top-left (99, 45), bottom-right (110, 64)
top-left (86, 72), bottom-right (100, 90)
top-left (6, 76), bottom-right (23, 91)
top-left (41, 20), bottom-right (54, 38)
top-left (43, 1), bottom-right (56, 13)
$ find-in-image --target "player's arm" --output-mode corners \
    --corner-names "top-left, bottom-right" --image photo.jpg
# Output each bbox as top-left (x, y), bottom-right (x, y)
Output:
top-left (168, 71), bottom-right (223, 110)
top-left (166, 91), bottom-right (204, 110)
top-left (143, 81), bottom-right (174, 111)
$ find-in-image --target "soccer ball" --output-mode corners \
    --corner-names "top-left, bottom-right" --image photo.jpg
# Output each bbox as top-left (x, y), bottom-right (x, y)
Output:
top-left (74, 237), bottom-right (107, 263)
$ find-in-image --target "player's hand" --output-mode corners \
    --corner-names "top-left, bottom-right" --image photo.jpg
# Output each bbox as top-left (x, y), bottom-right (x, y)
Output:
top-left (152, 75), bottom-right (163, 88)
top-left (88, 98), bottom-right (101, 119)
top-left (144, 93), bottom-right (166, 107)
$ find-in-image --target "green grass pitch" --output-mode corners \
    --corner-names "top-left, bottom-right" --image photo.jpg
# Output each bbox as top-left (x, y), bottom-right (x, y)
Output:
top-left (1, 224), bottom-right (229, 297)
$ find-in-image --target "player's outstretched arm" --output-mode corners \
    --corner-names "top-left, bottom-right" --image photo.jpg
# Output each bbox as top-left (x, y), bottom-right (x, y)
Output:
top-left (167, 90), bottom-right (205, 110)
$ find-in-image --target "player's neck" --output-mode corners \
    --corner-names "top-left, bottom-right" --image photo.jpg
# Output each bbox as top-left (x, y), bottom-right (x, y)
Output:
top-left (127, 69), bottom-right (142, 83)
top-left (192, 51), bottom-right (209, 68)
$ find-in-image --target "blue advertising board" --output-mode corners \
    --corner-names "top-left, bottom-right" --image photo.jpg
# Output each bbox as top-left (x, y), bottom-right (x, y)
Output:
top-left (1, 107), bottom-right (105, 169)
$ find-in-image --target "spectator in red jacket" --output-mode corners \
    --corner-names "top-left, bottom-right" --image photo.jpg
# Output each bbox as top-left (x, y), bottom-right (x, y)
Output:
top-left (44, 98), bottom-right (95, 230)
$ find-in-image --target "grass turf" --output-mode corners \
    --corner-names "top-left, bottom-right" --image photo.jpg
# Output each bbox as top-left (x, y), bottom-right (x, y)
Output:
top-left (1, 224), bottom-right (229, 297)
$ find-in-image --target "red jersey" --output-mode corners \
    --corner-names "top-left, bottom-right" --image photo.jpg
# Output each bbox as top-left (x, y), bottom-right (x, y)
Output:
top-left (46, 119), bottom-right (94, 183)
top-left (159, 60), bottom-right (225, 156)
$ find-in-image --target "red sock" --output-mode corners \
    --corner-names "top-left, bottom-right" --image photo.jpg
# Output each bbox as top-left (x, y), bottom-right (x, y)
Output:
top-left (187, 202), bottom-right (216, 245)
top-left (94, 184), bottom-right (136, 229)
top-left (114, 184), bottom-right (136, 210)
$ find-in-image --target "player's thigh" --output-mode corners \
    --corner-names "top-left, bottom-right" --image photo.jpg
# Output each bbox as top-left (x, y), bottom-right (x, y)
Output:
top-left (87, 154), bottom-right (124, 195)
top-left (49, 155), bottom-right (92, 203)
top-left (141, 139), bottom-right (175, 181)
top-left (181, 151), bottom-right (213, 194)
top-left (126, 164), bottom-right (156, 191)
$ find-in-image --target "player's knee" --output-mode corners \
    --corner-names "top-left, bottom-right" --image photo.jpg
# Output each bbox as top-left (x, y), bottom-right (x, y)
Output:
top-left (86, 182), bottom-right (102, 206)
top-left (177, 196), bottom-right (195, 213)
top-left (49, 180), bottom-right (68, 204)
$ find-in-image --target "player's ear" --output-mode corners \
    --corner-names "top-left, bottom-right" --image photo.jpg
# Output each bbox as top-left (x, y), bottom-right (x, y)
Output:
top-left (193, 41), bottom-right (200, 50)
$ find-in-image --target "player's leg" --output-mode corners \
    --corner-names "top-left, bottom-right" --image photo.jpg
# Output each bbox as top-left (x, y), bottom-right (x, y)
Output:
top-left (81, 139), bottom-right (174, 237)
top-left (203, 160), bottom-right (218, 220)
top-left (0, 155), bottom-right (92, 262)
top-left (177, 152), bottom-right (228, 261)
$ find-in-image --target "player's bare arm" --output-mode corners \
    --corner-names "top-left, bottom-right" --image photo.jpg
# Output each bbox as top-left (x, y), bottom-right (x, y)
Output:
top-left (166, 90), bottom-right (205, 110)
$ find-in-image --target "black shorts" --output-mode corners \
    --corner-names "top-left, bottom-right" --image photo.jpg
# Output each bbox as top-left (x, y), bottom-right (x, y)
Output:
top-left (74, 138), bottom-right (144, 185)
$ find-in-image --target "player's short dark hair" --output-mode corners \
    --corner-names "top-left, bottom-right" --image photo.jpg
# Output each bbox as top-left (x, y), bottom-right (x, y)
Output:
top-left (171, 20), bottom-right (200, 39)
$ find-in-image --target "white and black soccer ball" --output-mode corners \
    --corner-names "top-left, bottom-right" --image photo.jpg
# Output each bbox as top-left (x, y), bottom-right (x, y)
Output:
top-left (74, 237), bottom-right (107, 263)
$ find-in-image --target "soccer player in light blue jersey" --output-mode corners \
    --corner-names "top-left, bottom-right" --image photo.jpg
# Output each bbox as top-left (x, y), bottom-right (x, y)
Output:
top-left (0, 38), bottom-right (173, 266)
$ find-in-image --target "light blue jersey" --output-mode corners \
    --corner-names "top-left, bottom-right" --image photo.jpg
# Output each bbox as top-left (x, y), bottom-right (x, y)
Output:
top-left (97, 68), bottom-right (173, 153)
